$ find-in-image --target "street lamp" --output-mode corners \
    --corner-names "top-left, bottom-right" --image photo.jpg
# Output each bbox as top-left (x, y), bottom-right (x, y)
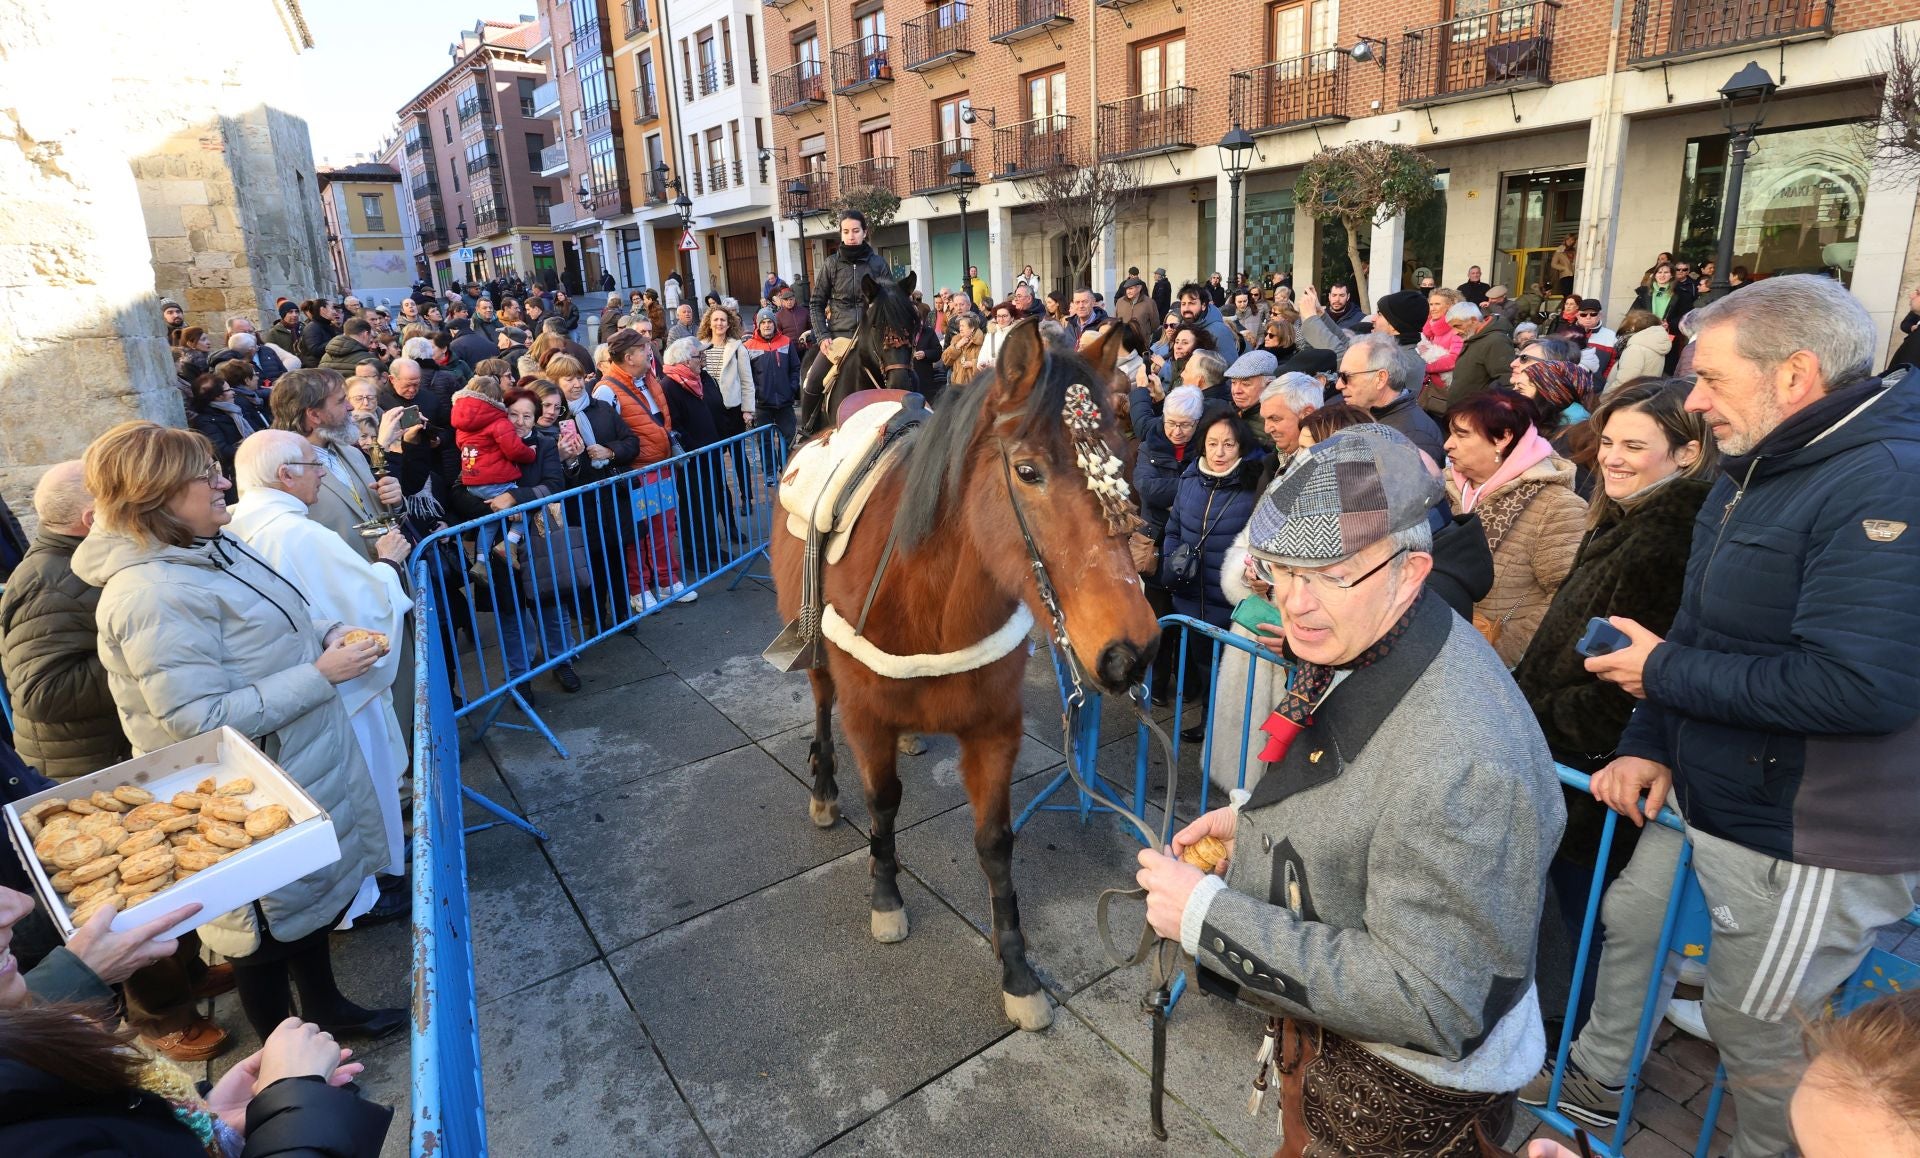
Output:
top-left (1217, 126), bottom-right (1256, 288)
top-left (785, 177), bottom-right (814, 302)
top-left (950, 158), bottom-right (979, 305)
top-left (1709, 60), bottom-right (1777, 298)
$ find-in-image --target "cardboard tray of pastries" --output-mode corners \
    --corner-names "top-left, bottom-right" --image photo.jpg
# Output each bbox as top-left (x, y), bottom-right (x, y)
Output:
top-left (3, 727), bottom-right (341, 941)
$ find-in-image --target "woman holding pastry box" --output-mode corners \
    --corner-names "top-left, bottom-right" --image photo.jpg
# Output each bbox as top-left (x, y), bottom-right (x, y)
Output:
top-left (71, 421), bottom-right (403, 1042)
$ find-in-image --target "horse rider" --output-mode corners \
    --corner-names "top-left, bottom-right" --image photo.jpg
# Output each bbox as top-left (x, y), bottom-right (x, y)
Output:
top-left (798, 208), bottom-right (894, 437)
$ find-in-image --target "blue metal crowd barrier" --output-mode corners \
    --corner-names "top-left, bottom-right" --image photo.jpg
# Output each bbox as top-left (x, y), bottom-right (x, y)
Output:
top-left (1073, 614), bottom-right (1920, 1157)
top-left (407, 424), bottom-right (787, 1157)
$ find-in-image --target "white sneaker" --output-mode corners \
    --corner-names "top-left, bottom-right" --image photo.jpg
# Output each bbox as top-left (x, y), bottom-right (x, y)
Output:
top-left (667, 581), bottom-right (698, 604)
top-left (630, 591), bottom-right (661, 613)
top-left (1665, 998), bottom-right (1712, 1042)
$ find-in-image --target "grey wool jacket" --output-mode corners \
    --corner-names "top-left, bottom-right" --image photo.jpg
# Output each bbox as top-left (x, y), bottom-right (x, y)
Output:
top-left (1184, 591), bottom-right (1565, 1093)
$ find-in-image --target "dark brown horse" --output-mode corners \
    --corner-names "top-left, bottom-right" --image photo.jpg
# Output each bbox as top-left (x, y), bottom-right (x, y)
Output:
top-left (771, 319), bottom-right (1159, 1030)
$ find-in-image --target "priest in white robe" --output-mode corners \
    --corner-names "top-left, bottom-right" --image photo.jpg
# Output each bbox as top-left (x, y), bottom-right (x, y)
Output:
top-left (228, 429), bottom-right (413, 879)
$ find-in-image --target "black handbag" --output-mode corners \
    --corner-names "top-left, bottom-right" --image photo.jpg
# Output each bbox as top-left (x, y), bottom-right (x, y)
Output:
top-left (523, 511), bottom-right (596, 602)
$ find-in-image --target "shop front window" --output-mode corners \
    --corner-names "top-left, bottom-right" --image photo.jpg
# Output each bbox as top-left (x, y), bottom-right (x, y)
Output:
top-left (1243, 189), bottom-right (1295, 280)
top-left (1675, 120), bottom-right (1866, 285)
top-left (1492, 166), bottom-right (1583, 296)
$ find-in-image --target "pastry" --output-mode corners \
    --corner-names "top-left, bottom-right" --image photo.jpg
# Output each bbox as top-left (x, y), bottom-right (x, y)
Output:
top-left (123, 802), bottom-right (186, 831)
top-left (21, 813), bottom-right (42, 840)
top-left (119, 847), bottom-right (175, 885)
top-left (339, 628), bottom-right (390, 655)
top-left (65, 798), bottom-right (100, 815)
top-left (76, 811), bottom-right (122, 836)
top-left (51, 835), bottom-right (105, 869)
top-left (156, 812), bottom-right (199, 835)
top-left (95, 826), bottom-right (130, 854)
top-left (24, 799), bottom-right (68, 821)
top-left (70, 896), bottom-right (119, 928)
top-left (200, 797), bottom-right (249, 824)
top-left (1180, 834), bottom-right (1231, 873)
top-left (170, 792), bottom-right (208, 812)
top-left (49, 868), bottom-right (78, 892)
top-left (118, 869), bottom-right (171, 895)
top-left (244, 805), bottom-right (292, 838)
top-left (175, 846), bottom-right (227, 872)
top-left (70, 873), bottom-right (120, 903)
top-left (39, 813), bottom-right (79, 840)
top-left (119, 828), bottom-right (168, 856)
top-left (214, 776), bottom-right (255, 797)
top-left (120, 885), bottom-right (167, 908)
top-left (195, 776), bottom-right (216, 794)
top-left (69, 854), bottom-right (122, 884)
top-left (198, 819), bottom-right (252, 850)
top-left (112, 785), bottom-right (155, 806)
top-left (88, 791), bottom-right (129, 814)
top-left (168, 831), bottom-right (196, 848)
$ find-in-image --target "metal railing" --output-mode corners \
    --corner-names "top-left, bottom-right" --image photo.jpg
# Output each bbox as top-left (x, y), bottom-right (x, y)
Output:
top-left (624, 0), bottom-right (650, 38)
top-left (903, 2), bottom-right (973, 71)
top-left (993, 113), bottom-right (1079, 178)
top-left (411, 177), bottom-right (441, 201)
top-left (584, 98), bottom-right (618, 136)
top-left (410, 425), bottom-right (790, 1157)
top-left (571, 19), bottom-right (603, 57)
top-left (697, 61), bottom-right (735, 96)
top-left (771, 60), bottom-right (827, 115)
top-left (466, 150), bottom-right (501, 176)
top-left (706, 160), bottom-right (731, 191)
top-left (456, 95), bottom-right (484, 125)
top-left (1097, 86), bottom-right (1195, 160)
top-left (1626, 0), bottom-right (1832, 65)
top-left (988, 0), bottom-right (1071, 42)
top-left (1230, 49), bottom-right (1350, 134)
top-left (530, 79), bottom-right (561, 117)
top-left (832, 35), bottom-right (894, 93)
top-left (632, 82), bottom-right (659, 122)
top-left (418, 226), bottom-right (448, 250)
top-left (781, 171), bottom-right (834, 214)
top-left (583, 177), bottom-right (631, 215)
top-left (1399, 0), bottom-right (1559, 108)
top-left (404, 134), bottom-right (426, 158)
top-left (474, 203), bottom-right (505, 231)
top-left (643, 169), bottom-right (669, 205)
top-left (539, 141), bottom-right (570, 173)
top-left (839, 155), bottom-right (898, 195)
top-left (908, 138), bottom-right (975, 194)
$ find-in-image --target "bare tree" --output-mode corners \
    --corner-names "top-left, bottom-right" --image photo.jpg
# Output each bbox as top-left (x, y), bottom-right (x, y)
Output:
top-left (1294, 141), bottom-right (1439, 312)
top-left (1018, 159), bottom-right (1147, 293)
top-left (1864, 28), bottom-right (1920, 181)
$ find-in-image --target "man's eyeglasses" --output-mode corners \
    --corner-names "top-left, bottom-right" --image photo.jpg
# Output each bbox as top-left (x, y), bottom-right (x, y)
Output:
top-left (1515, 351), bottom-right (1550, 365)
top-left (1577, 310), bottom-right (1601, 317)
top-left (1335, 368), bottom-right (1385, 384)
top-left (1252, 548), bottom-right (1406, 595)
top-left (283, 459), bottom-right (324, 473)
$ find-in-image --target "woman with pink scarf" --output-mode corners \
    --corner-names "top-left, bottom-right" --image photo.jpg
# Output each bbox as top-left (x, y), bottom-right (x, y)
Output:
top-left (1444, 388), bottom-right (1587, 666)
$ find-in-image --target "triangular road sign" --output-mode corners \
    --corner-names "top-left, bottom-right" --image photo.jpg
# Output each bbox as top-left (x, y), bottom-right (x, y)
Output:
top-left (678, 228), bottom-right (700, 252)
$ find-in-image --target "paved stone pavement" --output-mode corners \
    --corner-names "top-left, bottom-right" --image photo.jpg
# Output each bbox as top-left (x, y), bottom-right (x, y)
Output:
top-left (170, 579), bottom-right (1919, 1157)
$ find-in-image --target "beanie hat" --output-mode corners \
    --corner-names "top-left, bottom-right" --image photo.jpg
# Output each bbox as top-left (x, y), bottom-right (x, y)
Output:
top-left (1376, 290), bottom-right (1428, 346)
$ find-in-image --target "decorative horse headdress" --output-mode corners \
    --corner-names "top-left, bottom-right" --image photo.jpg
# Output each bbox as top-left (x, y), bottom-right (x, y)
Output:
top-left (1062, 382), bottom-right (1137, 536)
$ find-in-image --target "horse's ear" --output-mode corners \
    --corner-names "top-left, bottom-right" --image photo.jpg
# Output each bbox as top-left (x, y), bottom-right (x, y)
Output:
top-left (1080, 322), bottom-right (1122, 380)
top-left (990, 317), bottom-right (1045, 407)
top-left (898, 270), bottom-right (916, 297)
top-left (861, 274), bottom-right (879, 302)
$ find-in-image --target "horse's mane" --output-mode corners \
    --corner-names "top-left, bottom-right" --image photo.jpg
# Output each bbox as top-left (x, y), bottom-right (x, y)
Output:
top-left (890, 345), bottom-right (1111, 549)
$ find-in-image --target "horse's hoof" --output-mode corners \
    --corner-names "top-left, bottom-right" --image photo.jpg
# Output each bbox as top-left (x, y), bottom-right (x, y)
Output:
top-left (1003, 989), bottom-right (1053, 1031)
top-left (870, 907), bottom-right (910, 943)
top-left (895, 733), bottom-right (927, 756)
top-left (809, 798), bottom-right (840, 828)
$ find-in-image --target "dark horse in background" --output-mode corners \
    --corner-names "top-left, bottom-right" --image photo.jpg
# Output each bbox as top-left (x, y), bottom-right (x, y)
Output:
top-left (771, 320), bottom-right (1160, 1030)
top-left (802, 270), bottom-right (922, 438)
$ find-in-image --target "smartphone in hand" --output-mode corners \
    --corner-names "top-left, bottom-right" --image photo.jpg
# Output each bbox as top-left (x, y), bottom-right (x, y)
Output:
top-left (1575, 617), bottom-right (1632, 658)
top-left (558, 418), bottom-right (580, 444)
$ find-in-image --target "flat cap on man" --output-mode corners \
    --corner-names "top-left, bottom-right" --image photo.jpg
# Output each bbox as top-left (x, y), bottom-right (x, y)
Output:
top-left (1225, 350), bottom-right (1279, 379)
top-left (1247, 425), bottom-right (1445, 565)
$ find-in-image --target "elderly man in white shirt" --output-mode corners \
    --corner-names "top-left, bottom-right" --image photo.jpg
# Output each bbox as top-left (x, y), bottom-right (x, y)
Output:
top-left (227, 430), bottom-right (414, 891)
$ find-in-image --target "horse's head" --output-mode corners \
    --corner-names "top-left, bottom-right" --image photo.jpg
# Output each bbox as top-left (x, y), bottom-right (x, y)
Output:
top-left (892, 319), bottom-right (1159, 693)
top-left (861, 270), bottom-right (919, 352)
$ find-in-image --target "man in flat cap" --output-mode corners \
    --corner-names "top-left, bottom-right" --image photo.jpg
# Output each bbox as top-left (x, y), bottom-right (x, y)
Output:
top-left (1136, 425), bottom-right (1564, 1156)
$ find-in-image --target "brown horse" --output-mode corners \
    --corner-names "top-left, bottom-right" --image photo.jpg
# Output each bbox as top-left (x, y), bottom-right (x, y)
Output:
top-left (771, 319), bottom-right (1160, 1030)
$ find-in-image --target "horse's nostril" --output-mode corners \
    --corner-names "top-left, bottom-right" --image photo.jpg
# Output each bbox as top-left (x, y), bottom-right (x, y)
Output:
top-left (1097, 641), bottom-right (1154, 690)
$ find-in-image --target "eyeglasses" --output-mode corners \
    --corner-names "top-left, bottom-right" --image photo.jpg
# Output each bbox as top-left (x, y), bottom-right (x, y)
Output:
top-left (1577, 310), bottom-right (1601, 317)
top-left (1335, 368), bottom-right (1386, 384)
top-left (1515, 351), bottom-right (1549, 365)
top-left (1253, 548), bottom-right (1406, 595)
top-left (195, 462), bottom-right (227, 486)
top-left (1163, 420), bottom-right (1198, 434)
top-left (283, 459), bottom-right (324, 473)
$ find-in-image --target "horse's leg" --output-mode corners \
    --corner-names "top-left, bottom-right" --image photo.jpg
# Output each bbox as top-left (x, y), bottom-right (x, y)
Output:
top-left (806, 667), bottom-right (841, 828)
top-left (841, 713), bottom-right (909, 943)
top-left (959, 722), bottom-right (1052, 1031)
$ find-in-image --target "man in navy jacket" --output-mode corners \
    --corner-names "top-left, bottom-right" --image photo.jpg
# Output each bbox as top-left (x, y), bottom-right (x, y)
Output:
top-left (1522, 275), bottom-right (1920, 1158)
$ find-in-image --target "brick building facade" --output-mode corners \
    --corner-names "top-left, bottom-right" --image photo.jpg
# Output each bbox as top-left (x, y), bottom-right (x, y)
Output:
top-left (765, 0), bottom-right (1920, 356)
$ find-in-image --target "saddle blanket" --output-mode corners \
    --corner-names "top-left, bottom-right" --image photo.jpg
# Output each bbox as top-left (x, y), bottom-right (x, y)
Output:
top-left (778, 399), bottom-right (908, 565)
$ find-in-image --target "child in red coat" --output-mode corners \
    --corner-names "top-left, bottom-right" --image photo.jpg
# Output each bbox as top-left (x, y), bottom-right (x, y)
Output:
top-left (451, 375), bottom-right (536, 499)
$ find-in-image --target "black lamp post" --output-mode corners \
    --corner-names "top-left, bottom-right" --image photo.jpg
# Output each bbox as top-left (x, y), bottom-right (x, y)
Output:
top-left (1217, 126), bottom-right (1256, 288)
top-left (785, 177), bottom-right (813, 303)
top-left (950, 158), bottom-right (979, 304)
top-left (1709, 61), bottom-right (1777, 299)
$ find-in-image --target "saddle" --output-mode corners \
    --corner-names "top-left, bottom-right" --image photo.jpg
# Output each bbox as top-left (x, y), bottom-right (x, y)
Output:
top-left (778, 391), bottom-right (925, 565)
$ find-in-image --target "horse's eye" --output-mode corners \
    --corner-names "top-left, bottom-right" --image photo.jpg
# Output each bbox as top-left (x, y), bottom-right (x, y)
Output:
top-left (1013, 463), bottom-right (1044, 485)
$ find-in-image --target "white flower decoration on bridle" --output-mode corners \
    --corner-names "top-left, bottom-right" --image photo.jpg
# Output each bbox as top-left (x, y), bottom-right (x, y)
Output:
top-left (1061, 382), bottom-right (1137, 536)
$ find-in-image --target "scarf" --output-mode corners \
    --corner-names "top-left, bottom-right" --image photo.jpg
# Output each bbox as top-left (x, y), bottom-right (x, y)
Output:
top-left (211, 399), bottom-right (254, 437)
top-left (838, 241), bottom-right (873, 263)
top-left (1453, 425), bottom-right (1552, 513)
top-left (1254, 595), bottom-right (1420, 762)
top-left (1197, 456), bottom-right (1242, 479)
top-left (565, 391), bottom-right (599, 448)
top-left (664, 360), bottom-right (705, 400)
top-left (1521, 360), bottom-right (1597, 417)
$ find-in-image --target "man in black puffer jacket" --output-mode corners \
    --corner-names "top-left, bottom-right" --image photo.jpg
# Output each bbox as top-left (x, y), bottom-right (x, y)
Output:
top-left (1523, 276), bottom-right (1920, 1158)
top-left (798, 209), bottom-right (893, 435)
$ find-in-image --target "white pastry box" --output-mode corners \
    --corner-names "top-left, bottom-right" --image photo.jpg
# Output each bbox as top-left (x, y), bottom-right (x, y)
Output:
top-left (4, 727), bottom-right (341, 941)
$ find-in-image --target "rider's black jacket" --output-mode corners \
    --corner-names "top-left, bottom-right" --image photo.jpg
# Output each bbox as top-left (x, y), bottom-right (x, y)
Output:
top-left (809, 243), bottom-right (894, 340)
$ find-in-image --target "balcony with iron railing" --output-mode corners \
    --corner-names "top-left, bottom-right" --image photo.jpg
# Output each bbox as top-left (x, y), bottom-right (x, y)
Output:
top-left (531, 79), bottom-right (561, 118)
top-left (539, 141), bottom-right (570, 175)
top-left (583, 178), bottom-right (631, 217)
top-left (772, 61), bottom-right (827, 115)
top-left (571, 20), bottom-right (603, 58)
top-left (903, 3), bottom-right (973, 71)
top-left (1097, 86), bottom-right (1195, 160)
top-left (832, 36), bottom-right (894, 94)
top-left (404, 134), bottom-right (427, 158)
top-left (988, 0), bottom-right (1070, 44)
top-left (584, 95), bottom-right (619, 135)
top-left (993, 114), bottom-right (1079, 178)
top-left (695, 60), bottom-right (736, 97)
top-left (419, 225), bottom-right (448, 250)
top-left (474, 203), bottom-right (506, 232)
top-left (467, 150), bottom-right (502, 177)
top-left (908, 138), bottom-right (975, 194)
top-left (1231, 50), bottom-right (1349, 135)
top-left (1626, 0), bottom-right (1831, 66)
top-left (623, 0), bottom-right (650, 38)
top-left (456, 95), bottom-right (481, 125)
top-left (763, 0), bottom-right (802, 10)
top-left (839, 155), bottom-right (898, 196)
top-left (411, 176), bottom-right (441, 201)
top-left (632, 82), bottom-right (659, 123)
top-left (1399, 0), bottom-right (1558, 109)
top-left (707, 160), bottom-right (730, 192)
top-left (642, 169), bottom-right (670, 206)
top-left (780, 171), bottom-right (835, 216)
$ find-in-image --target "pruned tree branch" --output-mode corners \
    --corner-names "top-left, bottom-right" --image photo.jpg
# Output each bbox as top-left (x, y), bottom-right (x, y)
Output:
top-left (1018, 159), bottom-right (1147, 292)
top-left (1865, 27), bottom-right (1920, 182)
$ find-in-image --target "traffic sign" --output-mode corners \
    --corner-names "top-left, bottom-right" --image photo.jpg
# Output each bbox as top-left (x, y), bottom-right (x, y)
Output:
top-left (456, 247), bottom-right (475, 262)
top-left (678, 229), bottom-right (700, 252)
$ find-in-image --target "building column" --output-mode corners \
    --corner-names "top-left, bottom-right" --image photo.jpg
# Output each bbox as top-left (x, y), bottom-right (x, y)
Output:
top-left (1213, 171), bottom-right (1234, 281)
top-left (638, 223), bottom-right (663, 291)
top-left (906, 215), bottom-right (932, 291)
top-left (688, 229), bottom-right (713, 298)
top-left (1092, 219), bottom-right (1118, 298)
top-left (773, 219), bottom-right (802, 285)
top-left (1854, 165), bottom-right (1920, 365)
top-left (1578, 109), bottom-right (1632, 318)
top-left (985, 203), bottom-right (1014, 306)
top-left (1367, 209), bottom-right (1406, 309)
